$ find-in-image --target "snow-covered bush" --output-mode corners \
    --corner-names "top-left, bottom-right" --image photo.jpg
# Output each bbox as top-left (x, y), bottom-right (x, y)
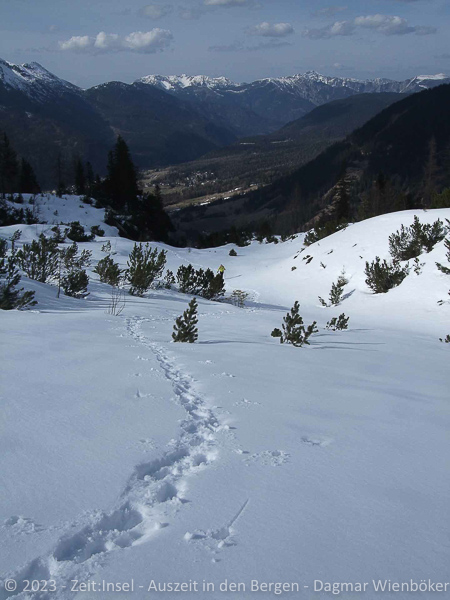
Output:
top-left (126, 243), bottom-right (167, 296)
top-left (66, 221), bottom-right (94, 243)
top-left (230, 289), bottom-right (249, 308)
top-left (436, 222), bottom-right (450, 276)
top-left (0, 234), bottom-right (36, 310)
top-left (365, 257), bottom-right (409, 294)
top-left (17, 233), bottom-right (59, 283)
top-left (163, 270), bottom-right (176, 289)
top-left (319, 269), bottom-right (348, 307)
top-left (51, 226), bottom-right (66, 243)
top-left (176, 264), bottom-right (225, 300)
top-left (389, 216), bottom-right (446, 261)
top-left (272, 301), bottom-right (318, 347)
top-left (94, 255), bottom-right (122, 287)
top-left (304, 221), bottom-right (348, 247)
top-left (57, 242), bottom-right (92, 299)
top-left (172, 297), bottom-right (198, 343)
top-left (90, 225), bottom-right (105, 237)
top-left (326, 313), bottom-right (349, 331)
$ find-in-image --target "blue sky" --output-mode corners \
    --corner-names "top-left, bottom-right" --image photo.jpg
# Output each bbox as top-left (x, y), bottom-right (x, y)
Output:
top-left (0, 0), bottom-right (448, 87)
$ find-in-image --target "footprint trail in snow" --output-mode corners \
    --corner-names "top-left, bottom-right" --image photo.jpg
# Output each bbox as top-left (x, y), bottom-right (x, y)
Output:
top-left (0, 316), bottom-right (222, 600)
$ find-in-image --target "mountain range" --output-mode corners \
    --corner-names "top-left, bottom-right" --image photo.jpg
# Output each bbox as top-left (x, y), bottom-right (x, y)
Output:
top-left (138, 71), bottom-right (449, 135)
top-left (0, 57), bottom-right (448, 187)
top-left (170, 82), bottom-right (450, 239)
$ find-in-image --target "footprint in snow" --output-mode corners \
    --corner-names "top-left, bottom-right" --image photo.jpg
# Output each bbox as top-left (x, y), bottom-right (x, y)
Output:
top-left (246, 450), bottom-right (290, 467)
top-left (3, 516), bottom-right (45, 535)
top-left (301, 436), bottom-right (333, 448)
top-left (213, 372), bottom-right (236, 378)
top-left (234, 397), bottom-right (260, 408)
top-left (184, 500), bottom-right (249, 556)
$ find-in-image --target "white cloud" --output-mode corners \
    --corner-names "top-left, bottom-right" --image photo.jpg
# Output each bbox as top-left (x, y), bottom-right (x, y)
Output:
top-left (139, 4), bottom-right (173, 19)
top-left (303, 13), bottom-right (436, 39)
top-left (354, 14), bottom-right (413, 34)
top-left (59, 29), bottom-right (173, 54)
top-left (248, 22), bottom-right (295, 37)
top-left (94, 32), bottom-right (120, 50)
top-left (59, 36), bottom-right (91, 51)
top-left (123, 29), bottom-right (173, 51)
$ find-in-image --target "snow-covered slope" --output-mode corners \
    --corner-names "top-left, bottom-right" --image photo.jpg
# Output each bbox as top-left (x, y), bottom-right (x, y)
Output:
top-left (136, 69), bottom-right (450, 103)
top-left (4, 194), bottom-right (118, 236)
top-left (138, 74), bottom-right (235, 91)
top-left (0, 58), bottom-right (79, 101)
top-left (1, 200), bottom-right (449, 599)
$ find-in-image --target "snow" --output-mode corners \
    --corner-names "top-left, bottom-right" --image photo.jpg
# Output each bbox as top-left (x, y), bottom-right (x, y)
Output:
top-left (137, 74), bottom-right (236, 91)
top-left (5, 194), bottom-right (118, 237)
top-left (0, 59), bottom-right (77, 100)
top-left (1, 198), bottom-right (449, 599)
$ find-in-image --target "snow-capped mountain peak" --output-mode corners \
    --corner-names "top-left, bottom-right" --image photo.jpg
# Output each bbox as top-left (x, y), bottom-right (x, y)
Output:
top-left (0, 57), bottom-right (79, 101)
top-left (137, 73), bottom-right (237, 91)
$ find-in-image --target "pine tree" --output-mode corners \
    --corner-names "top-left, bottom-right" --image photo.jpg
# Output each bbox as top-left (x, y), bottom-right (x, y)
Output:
top-left (172, 298), bottom-right (199, 343)
top-left (57, 242), bottom-right (92, 298)
top-left (126, 243), bottom-right (167, 296)
top-left (85, 161), bottom-right (95, 197)
top-left (365, 257), bottom-right (410, 293)
top-left (18, 158), bottom-right (40, 194)
top-left (334, 170), bottom-right (351, 222)
top-left (423, 137), bottom-right (440, 207)
top-left (55, 152), bottom-right (67, 197)
top-left (74, 158), bottom-right (86, 195)
top-left (105, 136), bottom-right (140, 212)
top-left (16, 234), bottom-right (59, 283)
top-left (326, 313), bottom-right (349, 331)
top-left (0, 134), bottom-right (19, 197)
top-left (272, 301), bottom-right (318, 347)
top-left (0, 235), bottom-right (36, 310)
top-left (319, 269), bottom-right (348, 307)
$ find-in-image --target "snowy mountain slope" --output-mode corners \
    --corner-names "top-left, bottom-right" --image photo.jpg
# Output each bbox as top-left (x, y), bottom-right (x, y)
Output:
top-left (136, 70), bottom-right (449, 99)
top-left (136, 70), bottom-right (450, 132)
top-left (0, 200), bottom-right (449, 599)
top-left (0, 58), bottom-right (79, 102)
top-left (138, 74), bottom-right (235, 92)
top-left (5, 194), bottom-right (118, 237)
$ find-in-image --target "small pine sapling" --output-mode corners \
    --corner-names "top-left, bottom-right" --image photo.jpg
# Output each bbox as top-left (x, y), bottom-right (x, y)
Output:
top-left (58, 242), bottom-right (92, 298)
top-left (163, 270), bottom-right (176, 289)
top-left (0, 235), bottom-right (37, 310)
top-left (94, 254), bottom-right (122, 286)
top-left (172, 297), bottom-right (199, 343)
top-left (229, 248), bottom-right (237, 256)
top-left (16, 233), bottom-right (59, 283)
top-left (66, 221), bottom-right (95, 242)
top-left (439, 334), bottom-right (450, 343)
top-left (272, 301), bottom-right (318, 347)
top-left (413, 257), bottom-right (425, 275)
top-left (326, 313), bottom-right (349, 331)
top-left (319, 269), bottom-right (348, 306)
top-left (436, 222), bottom-right (450, 276)
top-left (230, 289), bottom-right (249, 308)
